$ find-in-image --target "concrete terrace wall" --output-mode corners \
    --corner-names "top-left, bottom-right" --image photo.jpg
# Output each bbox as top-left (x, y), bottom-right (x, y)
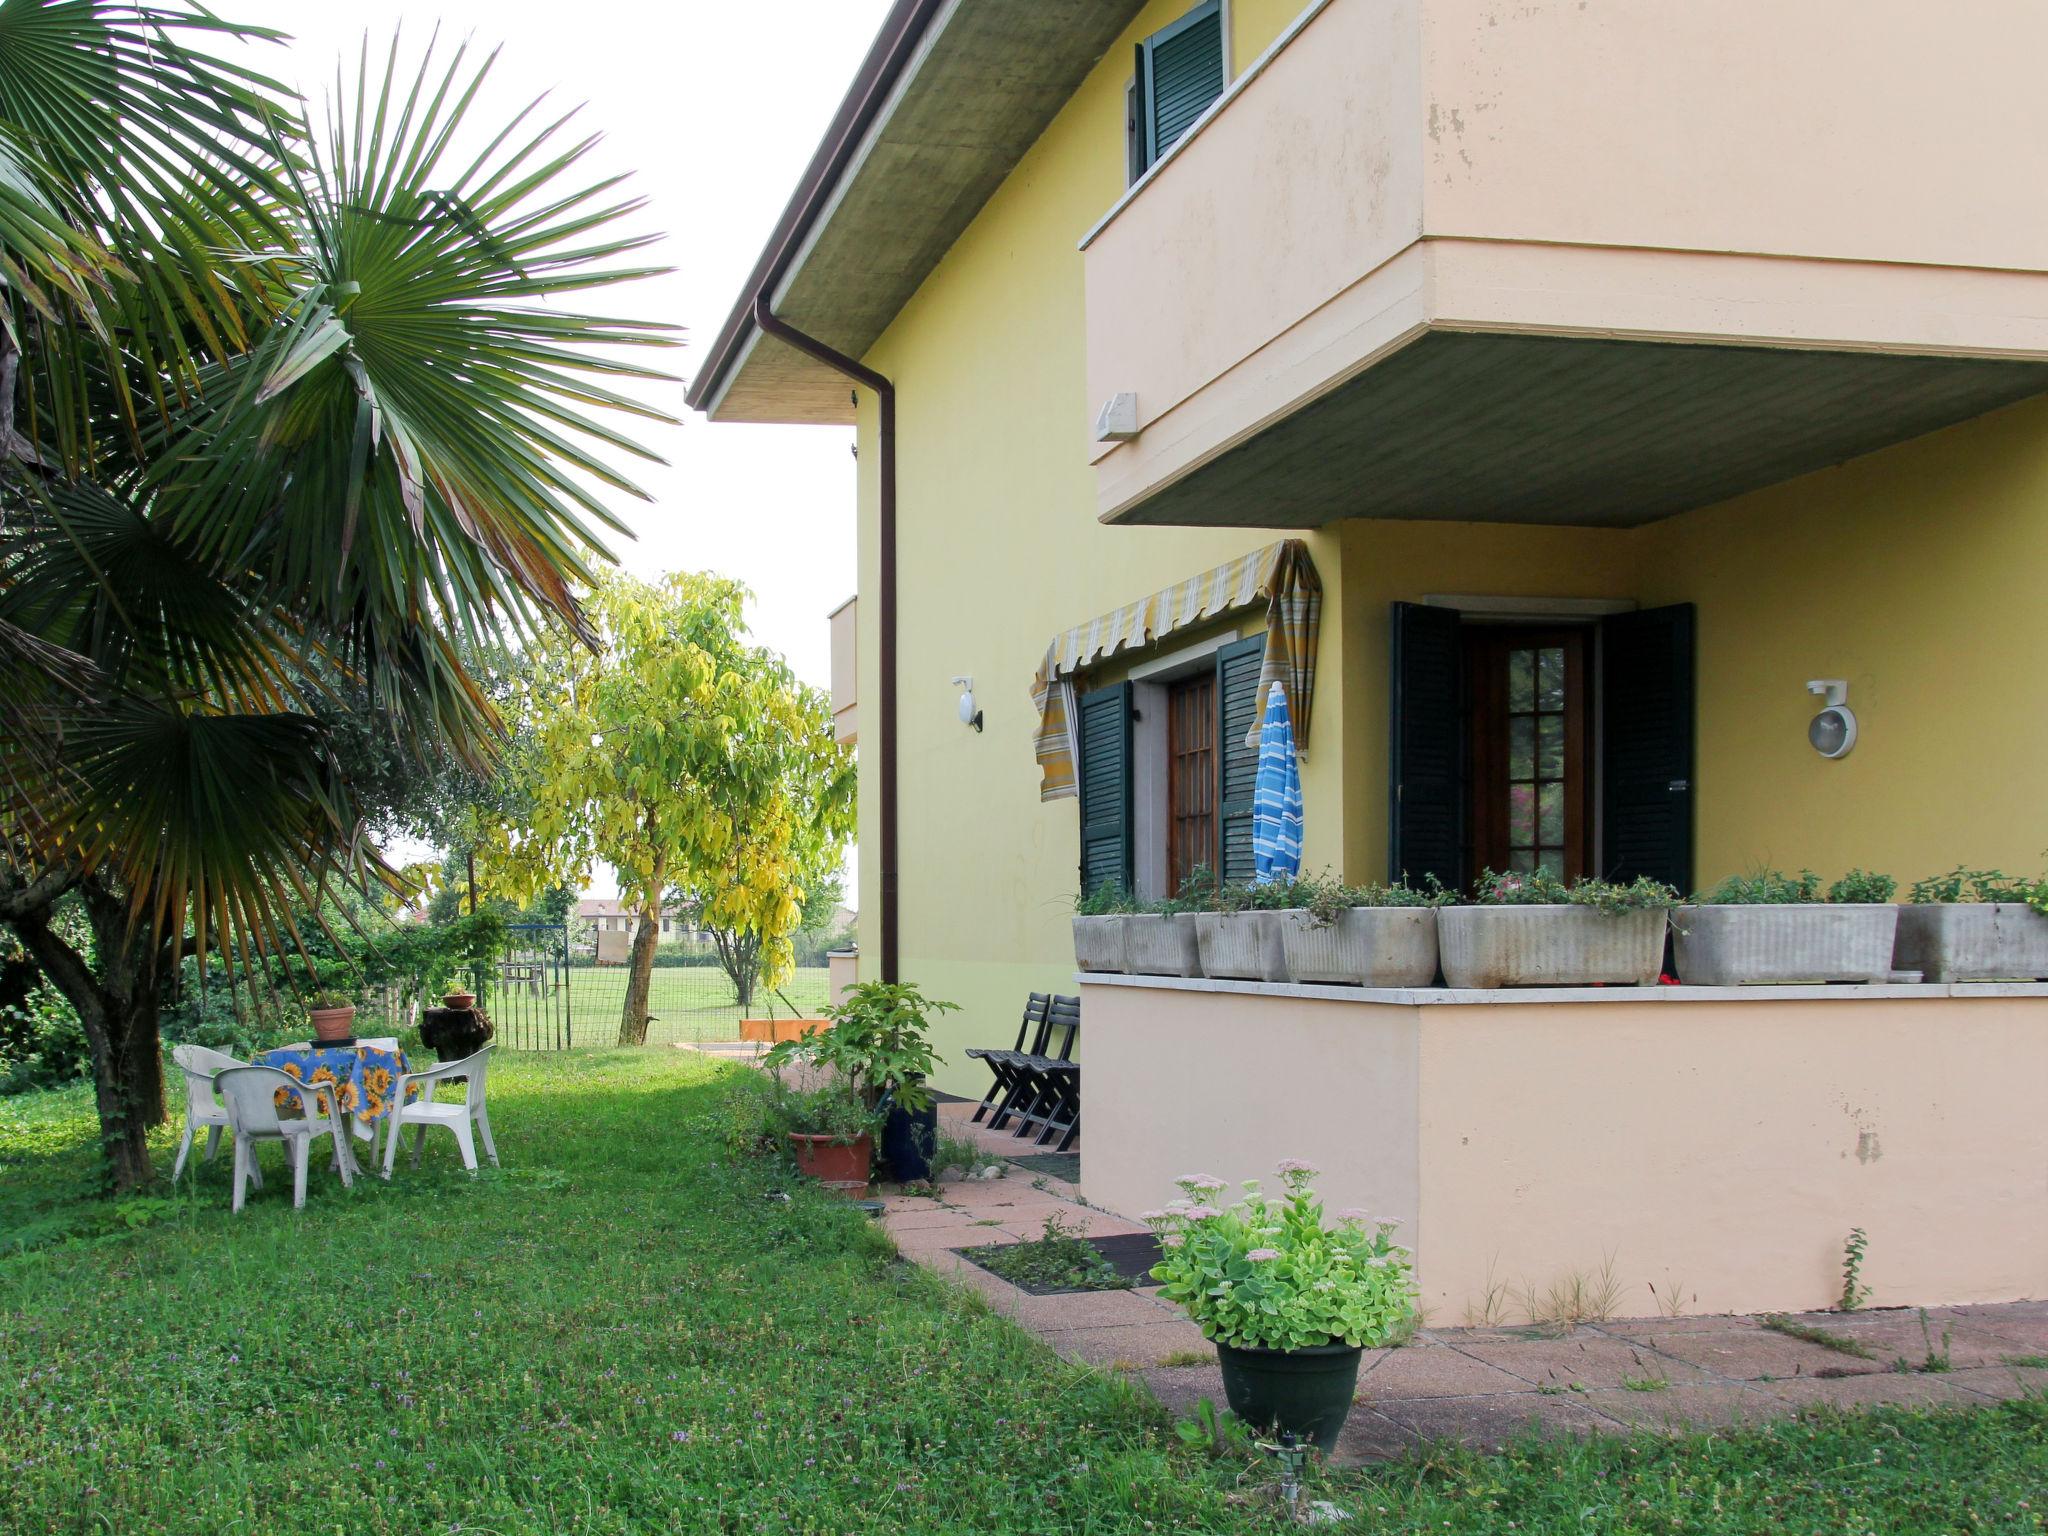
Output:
top-left (1083, 976), bottom-right (2048, 1323)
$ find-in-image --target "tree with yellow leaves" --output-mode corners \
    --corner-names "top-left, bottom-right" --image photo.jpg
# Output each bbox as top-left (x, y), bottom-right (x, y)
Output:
top-left (487, 573), bottom-right (854, 1044)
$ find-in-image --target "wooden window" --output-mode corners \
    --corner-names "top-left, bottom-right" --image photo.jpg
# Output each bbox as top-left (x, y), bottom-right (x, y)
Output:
top-left (1166, 672), bottom-right (1216, 893)
top-left (1466, 628), bottom-right (1590, 881)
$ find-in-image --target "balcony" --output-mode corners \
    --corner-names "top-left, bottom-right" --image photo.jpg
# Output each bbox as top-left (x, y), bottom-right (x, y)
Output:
top-left (829, 594), bottom-right (858, 746)
top-left (1082, 0), bottom-right (2048, 529)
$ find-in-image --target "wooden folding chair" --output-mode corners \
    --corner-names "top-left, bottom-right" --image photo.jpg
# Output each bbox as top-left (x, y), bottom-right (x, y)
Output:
top-left (966, 992), bottom-right (1052, 1125)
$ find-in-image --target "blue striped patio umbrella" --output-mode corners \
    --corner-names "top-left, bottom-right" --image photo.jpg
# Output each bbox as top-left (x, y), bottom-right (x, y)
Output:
top-left (1251, 683), bottom-right (1303, 882)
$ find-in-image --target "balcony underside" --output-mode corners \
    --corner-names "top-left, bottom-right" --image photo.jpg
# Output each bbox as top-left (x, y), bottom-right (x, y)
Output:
top-left (1105, 332), bottom-right (2048, 529)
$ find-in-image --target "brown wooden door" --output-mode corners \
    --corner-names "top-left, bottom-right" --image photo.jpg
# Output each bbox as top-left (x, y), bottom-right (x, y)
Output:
top-left (1166, 672), bottom-right (1217, 894)
top-left (1465, 627), bottom-right (1591, 880)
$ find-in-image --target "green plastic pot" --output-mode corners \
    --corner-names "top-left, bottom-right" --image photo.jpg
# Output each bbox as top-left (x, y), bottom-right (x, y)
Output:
top-left (1214, 1339), bottom-right (1363, 1453)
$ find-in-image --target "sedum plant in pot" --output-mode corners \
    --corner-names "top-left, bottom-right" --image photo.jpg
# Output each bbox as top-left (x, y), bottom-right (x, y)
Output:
top-left (1674, 869), bottom-right (1898, 985)
top-left (1266, 875), bottom-right (1442, 988)
top-left (764, 981), bottom-right (954, 1186)
top-left (1439, 870), bottom-right (1676, 987)
top-left (1144, 1162), bottom-right (1416, 1454)
top-left (1894, 868), bottom-right (2048, 982)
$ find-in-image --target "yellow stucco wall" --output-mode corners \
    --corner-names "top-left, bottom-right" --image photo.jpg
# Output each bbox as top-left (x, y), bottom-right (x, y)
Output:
top-left (847, 0), bottom-right (2048, 1092)
top-left (1642, 395), bottom-right (2048, 887)
top-left (851, 0), bottom-right (1325, 1090)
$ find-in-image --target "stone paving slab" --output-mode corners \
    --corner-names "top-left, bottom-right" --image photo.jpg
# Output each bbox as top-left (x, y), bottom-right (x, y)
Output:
top-left (875, 1129), bottom-right (2047, 1465)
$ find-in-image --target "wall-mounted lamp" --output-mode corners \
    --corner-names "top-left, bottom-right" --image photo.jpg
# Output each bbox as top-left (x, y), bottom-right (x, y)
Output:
top-left (951, 675), bottom-right (983, 733)
top-left (1806, 679), bottom-right (1857, 759)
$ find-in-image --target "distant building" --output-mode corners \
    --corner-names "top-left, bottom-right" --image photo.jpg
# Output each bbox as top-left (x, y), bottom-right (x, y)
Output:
top-left (572, 899), bottom-right (710, 944)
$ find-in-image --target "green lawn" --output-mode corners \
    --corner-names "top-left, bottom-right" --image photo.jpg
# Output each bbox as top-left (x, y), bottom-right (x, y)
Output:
top-left (2, 1052), bottom-right (2044, 1534)
top-left (471, 965), bottom-right (831, 1050)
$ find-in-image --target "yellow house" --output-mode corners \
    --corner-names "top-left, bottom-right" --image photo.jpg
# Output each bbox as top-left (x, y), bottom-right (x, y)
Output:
top-left (691, 0), bottom-right (2048, 1320)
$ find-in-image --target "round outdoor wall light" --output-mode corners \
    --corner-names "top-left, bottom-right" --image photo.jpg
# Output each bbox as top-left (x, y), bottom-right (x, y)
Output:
top-left (1806, 679), bottom-right (1857, 759)
top-left (951, 675), bottom-right (984, 733)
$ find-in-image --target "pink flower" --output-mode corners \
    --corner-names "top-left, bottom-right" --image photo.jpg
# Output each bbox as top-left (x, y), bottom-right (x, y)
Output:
top-left (1162, 1234), bottom-right (1184, 1249)
top-left (1139, 1209), bottom-right (1170, 1223)
top-left (1275, 1159), bottom-right (1319, 1178)
top-left (1334, 1207), bottom-right (1370, 1222)
top-left (1176, 1174), bottom-right (1227, 1194)
top-left (1247, 1248), bottom-right (1281, 1262)
top-left (1184, 1206), bottom-right (1222, 1222)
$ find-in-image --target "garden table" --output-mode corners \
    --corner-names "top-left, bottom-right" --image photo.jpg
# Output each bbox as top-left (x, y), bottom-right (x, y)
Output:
top-left (254, 1044), bottom-right (417, 1177)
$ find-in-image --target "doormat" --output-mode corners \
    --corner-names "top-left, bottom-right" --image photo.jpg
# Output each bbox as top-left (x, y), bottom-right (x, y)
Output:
top-left (956, 1232), bottom-right (1163, 1295)
top-left (1007, 1151), bottom-right (1080, 1180)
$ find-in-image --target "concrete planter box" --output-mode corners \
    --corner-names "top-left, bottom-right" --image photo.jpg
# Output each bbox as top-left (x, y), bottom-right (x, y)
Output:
top-left (1275, 907), bottom-right (1439, 987)
top-left (1195, 911), bottom-right (1289, 982)
top-left (1123, 913), bottom-right (1205, 978)
top-left (1673, 904), bottom-right (1898, 984)
top-left (1894, 903), bottom-right (2048, 982)
top-left (1439, 905), bottom-right (1665, 988)
top-left (1071, 915), bottom-right (1129, 974)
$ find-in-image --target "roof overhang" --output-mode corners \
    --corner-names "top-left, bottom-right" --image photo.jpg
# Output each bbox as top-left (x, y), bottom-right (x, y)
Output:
top-left (686, 0), bottom-right (1150, 425)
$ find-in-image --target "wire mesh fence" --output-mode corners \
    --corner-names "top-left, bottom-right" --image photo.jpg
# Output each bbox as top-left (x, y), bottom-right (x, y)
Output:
top-left (562, 963), bottom-right (831, 1047)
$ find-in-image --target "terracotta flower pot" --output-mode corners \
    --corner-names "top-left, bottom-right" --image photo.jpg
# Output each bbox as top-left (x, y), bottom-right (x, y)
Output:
top-left (788, 1132), bottom-right (873, 1193)
top-left (442, 990), bottom-right (477, 1010)
top-left (309, 1004), bottom-right (357, 1043)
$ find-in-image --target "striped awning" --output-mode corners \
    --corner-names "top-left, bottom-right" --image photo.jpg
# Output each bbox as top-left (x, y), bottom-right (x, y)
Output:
top-left (1031, 539), bottom-right (1322, 801)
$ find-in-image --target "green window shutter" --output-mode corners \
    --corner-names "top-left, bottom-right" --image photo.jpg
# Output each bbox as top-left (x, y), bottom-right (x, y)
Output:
top-left (1599, 604), bottom-right (1696, 893)
top-left (1132, 1), bottom-right (1224, 178)
top-left (1077, 682), bottom-right (1134, 895)
top-left (1389, 602), bottom-right (1465, 891)
top-left (1215, 636), bottom-right (1266, 887)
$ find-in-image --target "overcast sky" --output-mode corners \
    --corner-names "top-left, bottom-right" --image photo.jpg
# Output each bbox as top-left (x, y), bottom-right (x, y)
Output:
top-left (233, 3), bottom-right (891, 895)
top-left (239, 0), bottom-right (891, 690)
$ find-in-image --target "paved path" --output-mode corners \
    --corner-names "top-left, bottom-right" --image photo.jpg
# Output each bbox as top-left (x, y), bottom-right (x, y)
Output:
top-left (882, 1103), bottom-right (2048, 1463)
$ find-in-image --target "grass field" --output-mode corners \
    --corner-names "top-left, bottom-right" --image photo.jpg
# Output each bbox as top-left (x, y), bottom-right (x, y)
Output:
top-left (3, 1052), bottom-right (2045, 1534)
top-left (485, 965), bottom-right (831, 1049)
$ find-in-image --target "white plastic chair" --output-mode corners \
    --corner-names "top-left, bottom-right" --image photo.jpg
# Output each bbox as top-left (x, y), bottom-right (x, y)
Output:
top-left (214, 1065), bottom-right (355, 1210)
top-left (168, 1044), bottom-right (252, 1187)
top-left (383, 1046), bottom-right (497, 1177)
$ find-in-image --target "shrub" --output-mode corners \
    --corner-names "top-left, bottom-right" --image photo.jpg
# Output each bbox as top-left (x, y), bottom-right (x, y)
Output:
top-left (1144, 1161), bottom-right (1417, 1351)
top-left (1697, 869), bottom-right (1897, 904)
top-left (763, 1081), bottom-right (877, 1146)
top-left (763, 980), bottom-right (954, 1114)
top-left (1075, 880), bottom-right (1139, 916)
top-left (1828, 869), bottom-right (1897, 904)
top-left (1472, 869), bottom-right (1678, 914)
top-left (1908, 867), bottom-right (2048, 913)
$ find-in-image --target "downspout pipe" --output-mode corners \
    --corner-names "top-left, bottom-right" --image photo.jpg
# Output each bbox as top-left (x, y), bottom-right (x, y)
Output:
top-left (752, 296), bottom-right (899, 986)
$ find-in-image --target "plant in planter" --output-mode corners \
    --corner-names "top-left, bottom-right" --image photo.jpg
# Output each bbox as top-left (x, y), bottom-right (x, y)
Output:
top-left (1144, 1161), bottom-right (1416, 1453)
top-left (1895, 867), bottom-right (2048, 982)
top-left (764, 981), bottom-right (954, 1185)
top-left (1674, 868), bottom-right (1899, 985)
top-left (1438, 870), bottom-right (1676, 988)
top-left (1122, 876), bottom-right (1208, 979)
top-left (1264, 874), bottom-right (1443, 988)
top-left (764, 1081), bottom-right (879, 1190)
top-left (305, 989), bottom-right (358, 1043)
top-left (1072, 880), bottom-right (1138, 974)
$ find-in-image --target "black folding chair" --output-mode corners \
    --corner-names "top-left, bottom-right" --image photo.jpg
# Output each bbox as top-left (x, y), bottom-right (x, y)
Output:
top-left (1002, 993), bottom-right (1080, 1149)
top-left (965, 992), bottom-right (1051, 1125)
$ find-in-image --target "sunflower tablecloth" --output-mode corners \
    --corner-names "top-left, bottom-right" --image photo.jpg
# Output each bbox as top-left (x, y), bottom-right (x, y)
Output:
top-left (255, 1045), bottom-right (416, 1132)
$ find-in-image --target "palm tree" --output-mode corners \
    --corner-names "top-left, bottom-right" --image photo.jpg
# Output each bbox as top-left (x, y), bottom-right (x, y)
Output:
top-left (0, 2), bottom-right (675, 1188)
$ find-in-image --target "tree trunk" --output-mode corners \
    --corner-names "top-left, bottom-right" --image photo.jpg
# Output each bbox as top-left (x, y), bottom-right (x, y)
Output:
top-left (6, 876), bottom-right (166, 1192)
top-left (710, 927), bottom-right (760, 1016)
top-left (617, 904), bottom-right (661, 1046)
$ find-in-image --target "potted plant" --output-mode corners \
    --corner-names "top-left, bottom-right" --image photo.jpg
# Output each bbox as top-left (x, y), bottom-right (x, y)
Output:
top-left (764, 981), bottom-right (954, 1186)
top-left (306, 989), bottom-right (357, 1043)
top-left (1072, 880), bottom-right (1135, 973)
top-left (1269, 876), bottom-right (1441, 988)
top-left (1673, 869), bottom-right (1898, 985)
top-left (1193, 874), bottom-right (1291, 983)
top-left (1438, 870), bottom-right (1676, 987)
top-left (1143, 1161), bottom-right (1416, 1453)
top-left (1123, 883), bottom-right (1205, 979)
top-left (768, 1081), bottom-right (879, 1191)
top-left (1894, 868), bottom-right (2048, 982)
